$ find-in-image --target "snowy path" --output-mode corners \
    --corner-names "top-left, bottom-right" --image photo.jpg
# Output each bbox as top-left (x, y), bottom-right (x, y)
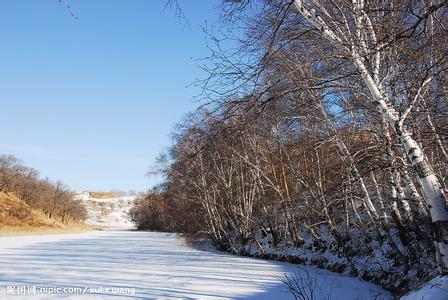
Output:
top-left (0, 230), bottom-right (391, 299)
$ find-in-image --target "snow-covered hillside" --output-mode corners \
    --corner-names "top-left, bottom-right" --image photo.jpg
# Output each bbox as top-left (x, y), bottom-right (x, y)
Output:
top-left (75, 192), bottom-right (136, 229)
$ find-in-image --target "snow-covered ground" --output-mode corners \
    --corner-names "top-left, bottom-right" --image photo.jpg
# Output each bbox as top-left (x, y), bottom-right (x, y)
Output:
top-left (401, 275), bottom-right (448, 300)
top-left (75, 192), bottom-right (136, 229)
top-left (0, 230), bottom-right (393, 299)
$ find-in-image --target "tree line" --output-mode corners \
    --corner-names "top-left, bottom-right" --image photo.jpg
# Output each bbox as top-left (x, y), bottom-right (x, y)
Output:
top-left (0, 154), bottom-right (87, 224)
top-left (133, 0), bottom-right (447, 293)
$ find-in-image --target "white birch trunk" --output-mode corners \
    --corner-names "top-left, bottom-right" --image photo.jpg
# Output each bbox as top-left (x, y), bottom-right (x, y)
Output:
top-left (292, 0), bottom-right (448, 274)
top-left (316, 102), bottom-right (378, 218)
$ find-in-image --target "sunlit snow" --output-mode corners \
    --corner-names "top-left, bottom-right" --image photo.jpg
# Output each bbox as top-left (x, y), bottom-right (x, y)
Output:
top-left (0, 230), bottom-right (393, 299)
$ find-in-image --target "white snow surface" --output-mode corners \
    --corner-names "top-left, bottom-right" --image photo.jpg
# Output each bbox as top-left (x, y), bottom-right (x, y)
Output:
top-left (401, 275), bottom-right (448, 300)
top-left (0, 230), bottom-right (393, 299)
top-left (75, 192), bottom-right (136, 229)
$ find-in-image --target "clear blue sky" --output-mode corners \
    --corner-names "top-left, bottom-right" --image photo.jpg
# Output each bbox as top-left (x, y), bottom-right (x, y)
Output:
top-left (0, 0), bottom-right (219, 192)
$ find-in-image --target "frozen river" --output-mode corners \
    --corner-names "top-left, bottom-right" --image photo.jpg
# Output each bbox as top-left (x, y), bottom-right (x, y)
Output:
top-left (0, 230), bottom-right (391, 299)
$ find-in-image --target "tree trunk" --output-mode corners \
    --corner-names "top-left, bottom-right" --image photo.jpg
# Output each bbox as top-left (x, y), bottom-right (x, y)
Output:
top-left (292, 0), bottom-right (448, 274)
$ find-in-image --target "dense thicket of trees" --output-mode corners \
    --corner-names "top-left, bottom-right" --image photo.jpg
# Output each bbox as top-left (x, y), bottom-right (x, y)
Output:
top-left (0, 155), bottom-right (87, 224)
top-left (131, 190), bottom-right (171, 231)
top-left (134, 0), bottom-right (447, 293)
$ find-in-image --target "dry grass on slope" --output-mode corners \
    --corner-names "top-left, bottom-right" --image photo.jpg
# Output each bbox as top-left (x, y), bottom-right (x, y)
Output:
top-left (89, 191), bottom-right (116, 199)
top-left (0, 192), bottom-right (95, 236)
top-left (0, 192), bottom-right (58, 227)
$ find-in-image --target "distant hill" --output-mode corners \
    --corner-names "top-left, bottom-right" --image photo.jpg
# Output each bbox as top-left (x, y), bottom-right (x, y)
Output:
top-left (75, 192), bottom-right (136, 229)
top-left (89, 191), bottom-right (116, 199)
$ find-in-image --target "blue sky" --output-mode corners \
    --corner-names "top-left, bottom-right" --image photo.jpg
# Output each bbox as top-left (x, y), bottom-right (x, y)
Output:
top-left (0, 0), bottom-right (220, 192)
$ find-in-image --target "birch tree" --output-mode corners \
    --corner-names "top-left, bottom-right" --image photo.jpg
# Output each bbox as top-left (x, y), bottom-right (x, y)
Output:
top-left (289, 0), bottom-right (448, 274)
top-left (132, 0), bottom-right (447, 292)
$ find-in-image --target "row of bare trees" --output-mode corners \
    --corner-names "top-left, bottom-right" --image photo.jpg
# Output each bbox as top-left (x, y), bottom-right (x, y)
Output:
top-left (134, 0), bottom-right (446, 292)
top-left (0, 154), bottom-right (87, 224)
